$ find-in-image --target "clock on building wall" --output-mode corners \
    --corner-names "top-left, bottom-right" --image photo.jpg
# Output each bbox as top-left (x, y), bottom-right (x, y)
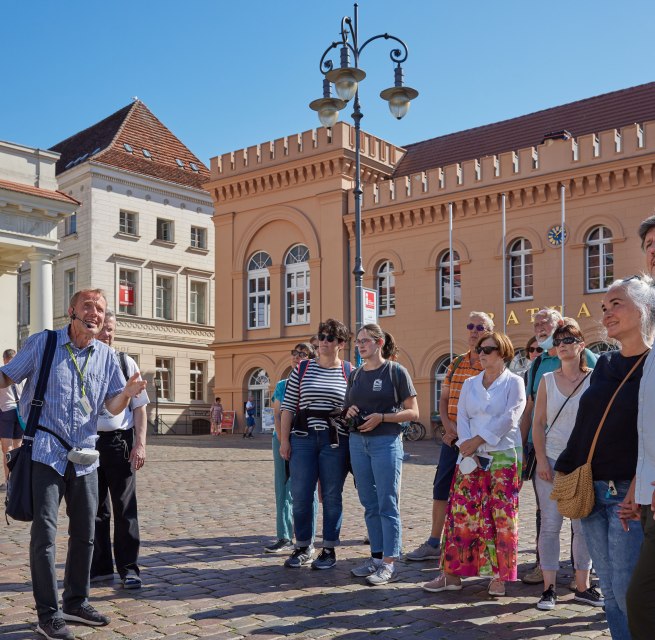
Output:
top-left (547, 224), bottom-right (567, 247)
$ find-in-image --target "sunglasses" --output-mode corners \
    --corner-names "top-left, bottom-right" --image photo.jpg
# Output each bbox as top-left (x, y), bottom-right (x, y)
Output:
top-left (527, 346), bottom-right (544, 354)
top-left (318, 333), bottom-right (337, 342)
top-left (467, 323), bottom-right (487, 332)
top-left (553, 336), bottom-right (581, 347)
top-left (476, 345), bottom-right (499, 355)
top-left (291, 350), bottom-right (309, 358)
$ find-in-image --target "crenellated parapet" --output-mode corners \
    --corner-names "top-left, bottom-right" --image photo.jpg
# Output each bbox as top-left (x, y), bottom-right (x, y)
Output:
top-left (345, 121), bottom-right (655, 238)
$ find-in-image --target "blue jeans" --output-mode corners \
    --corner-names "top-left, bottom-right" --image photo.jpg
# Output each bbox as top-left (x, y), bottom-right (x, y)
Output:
top-left (581, 480), bottom-right (644, 640)
top-left (349, 433), bottom-right (403, 558)
top-left (272, 432), bottom-right (293, 541)
top-left (289, 429), bottom-right (349, 548)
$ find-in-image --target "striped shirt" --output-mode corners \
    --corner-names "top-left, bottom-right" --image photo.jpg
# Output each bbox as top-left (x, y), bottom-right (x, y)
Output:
top-left (442, 351), bottom-right (483, 422)
top-left (281, 360), bottom-right (351, 435)
top-left (1, 327), bottom-right (126, 476)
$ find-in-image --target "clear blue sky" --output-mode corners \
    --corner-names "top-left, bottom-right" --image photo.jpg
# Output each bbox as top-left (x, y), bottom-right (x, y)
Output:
top-left (3, 0), bottom-right (654, 166)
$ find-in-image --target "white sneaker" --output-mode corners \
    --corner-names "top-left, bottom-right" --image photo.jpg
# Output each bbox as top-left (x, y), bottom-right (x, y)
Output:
top-left (351, 558), bottom-right (380, 577)
top-left (366, 564), bottom-right (399, 586)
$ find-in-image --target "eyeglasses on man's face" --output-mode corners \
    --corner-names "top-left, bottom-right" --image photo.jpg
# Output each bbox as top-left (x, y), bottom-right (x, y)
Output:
top-left (318, 333), bottom-right (337, 343)
top-left (476, 345), bottom-right (499, 355)
top-left (527, 346), bottom-right (544, 354)
top-left (467, 323), bottom-right (487, 332)
top-left (291, 350), bottom-right (309, 358)
top-left (553, 336), bottom-right (581, 347)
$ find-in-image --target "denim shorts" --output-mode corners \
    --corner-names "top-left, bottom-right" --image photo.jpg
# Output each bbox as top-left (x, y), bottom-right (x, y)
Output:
top-left (0, 409), bottom-right (23, 439)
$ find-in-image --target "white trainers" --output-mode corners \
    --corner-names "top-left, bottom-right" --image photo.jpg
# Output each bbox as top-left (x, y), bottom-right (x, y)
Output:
top-left (366, 563), bottom-right (399, 586)
top-left (405, 541), bottom-right (440, 562)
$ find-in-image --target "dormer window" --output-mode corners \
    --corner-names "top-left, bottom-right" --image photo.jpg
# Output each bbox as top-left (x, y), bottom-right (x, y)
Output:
top-left (123, 143), bottom-right (133, 153)
top-left (143, 149), bottom-right (152, 159)
top-left (175, 158), bottom-right (185, 168)
top-left (189, 162), bottom-right (199, 173)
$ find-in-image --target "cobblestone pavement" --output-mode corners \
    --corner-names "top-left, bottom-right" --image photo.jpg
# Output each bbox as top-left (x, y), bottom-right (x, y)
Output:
top-left (1, 435), bottom-right (611, 639)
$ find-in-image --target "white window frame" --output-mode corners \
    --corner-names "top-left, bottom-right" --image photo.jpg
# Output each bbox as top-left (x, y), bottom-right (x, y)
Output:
top-left (64, 268), bottom-right (76, 307)
top-left (156, 218), bottom-right (174, 242)
top-left (285, 245), bottom-right (310, 326)
top-left (118, 268), bottom-right (139, 316)
top-left (189, 360), bottom-right (205, 402)
top-left (189, 280), bottom-right (208, 324)
top-left (119, 210), bottom-right (138, 236)
top-left (585, 226), bottom-right (614, 293)
top-left (438, 251), bottom-right (461, 309)
top-left (247, 251), bottom-right (272, 329)
top-left (190, 226), bottom-right (207, 249)
top-left (508, 238), bottom-right (533, 301)
top-left (64, 212), bottom-right (77, 236)
top-left (377, 260), bottom-right (396, 317)
top-left (155, 357), bottom-right (173, 401)
top-left (155, 274), bottom-right (175, 320)
top-left (434, 356), bottom-right (452, 419)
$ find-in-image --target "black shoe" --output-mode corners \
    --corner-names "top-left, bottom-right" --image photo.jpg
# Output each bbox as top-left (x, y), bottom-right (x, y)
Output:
top-left (62, 602), bottom-right (110, 626)
top-left (574, 585), bottom-right (605, 607)
top-left (36, 617), bottom-right (74, 640)
top-left (311, 548), bottom-right (337, 570)
top-left (284, 546), bottom-right (315, 568)
top-left (536, 585), bottom-right (557, 610)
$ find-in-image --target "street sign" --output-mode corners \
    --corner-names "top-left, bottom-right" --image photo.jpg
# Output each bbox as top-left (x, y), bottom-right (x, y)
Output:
top-left (363, 288), bottom-right (377, 325)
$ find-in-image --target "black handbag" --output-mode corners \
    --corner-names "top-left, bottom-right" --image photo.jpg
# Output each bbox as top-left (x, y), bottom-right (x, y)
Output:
top-left (5, 330), bottom-right (57, 522)
top-left (523, 372), bottom-right (590, 481)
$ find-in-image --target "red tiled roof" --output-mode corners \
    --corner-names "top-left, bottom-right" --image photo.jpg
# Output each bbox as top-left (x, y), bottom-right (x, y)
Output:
top-left (0, 178), bottom-right (79, 205)
top-left (50, 101), bottom-right (209, 190)
top-left (394, 81), bottom-right (655, 177)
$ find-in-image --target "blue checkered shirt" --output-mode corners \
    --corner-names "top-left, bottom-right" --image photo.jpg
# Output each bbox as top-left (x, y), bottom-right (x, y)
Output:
top-left (0, 327), bottom-right (126, 476)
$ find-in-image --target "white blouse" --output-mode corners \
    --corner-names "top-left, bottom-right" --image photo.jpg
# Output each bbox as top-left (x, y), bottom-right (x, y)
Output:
top-left (456, 368), bottom-right (526, 453)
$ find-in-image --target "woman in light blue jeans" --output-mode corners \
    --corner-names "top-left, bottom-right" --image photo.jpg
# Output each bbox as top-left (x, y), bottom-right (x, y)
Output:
top-left (345, 324), bottom-right (418, 586)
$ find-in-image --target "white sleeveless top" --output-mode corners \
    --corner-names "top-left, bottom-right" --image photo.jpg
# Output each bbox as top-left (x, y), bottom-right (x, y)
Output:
top-left (543, 371), bottom-right (591, 460)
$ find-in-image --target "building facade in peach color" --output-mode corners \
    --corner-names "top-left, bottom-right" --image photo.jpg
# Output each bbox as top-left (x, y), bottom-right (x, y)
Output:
top-left (205, 83), bottom-right (655, 430)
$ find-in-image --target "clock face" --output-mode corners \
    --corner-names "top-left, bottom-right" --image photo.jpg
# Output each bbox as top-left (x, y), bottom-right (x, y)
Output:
top-left (547, 224), bottom-right (567, 246)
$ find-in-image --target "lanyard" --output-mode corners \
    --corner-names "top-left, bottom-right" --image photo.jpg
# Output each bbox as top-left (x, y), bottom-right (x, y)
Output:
top-left (65, 343), bottom-right (92, 397)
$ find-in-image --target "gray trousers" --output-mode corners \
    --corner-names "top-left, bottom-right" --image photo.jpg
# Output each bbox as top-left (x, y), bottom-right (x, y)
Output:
top-left (30, 461), bottom-right (98, 623)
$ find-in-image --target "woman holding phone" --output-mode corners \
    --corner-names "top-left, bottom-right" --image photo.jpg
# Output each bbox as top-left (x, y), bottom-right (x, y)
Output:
top-left (423, 332), bottom-right (526, 597)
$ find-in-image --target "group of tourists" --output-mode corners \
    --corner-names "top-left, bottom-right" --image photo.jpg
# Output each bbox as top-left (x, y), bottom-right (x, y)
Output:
top-left (264, 214), bottom-right (655, 640)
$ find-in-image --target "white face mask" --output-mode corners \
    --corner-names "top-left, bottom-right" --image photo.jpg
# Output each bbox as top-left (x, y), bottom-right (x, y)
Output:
top-left (459, 456), bottom-right (478, 475)
top-left (538, 333), bottom-right (555, 351)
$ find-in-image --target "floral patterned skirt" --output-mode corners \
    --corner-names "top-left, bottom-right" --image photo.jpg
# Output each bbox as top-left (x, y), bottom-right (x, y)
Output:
top-left (441, 447), bottom-right (521, 581)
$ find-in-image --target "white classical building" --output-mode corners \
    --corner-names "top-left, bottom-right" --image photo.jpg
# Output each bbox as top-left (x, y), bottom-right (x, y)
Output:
top-left (18, 101), bottom-right (216, 433)
top-left (0, 140), bottom-right (78, 350)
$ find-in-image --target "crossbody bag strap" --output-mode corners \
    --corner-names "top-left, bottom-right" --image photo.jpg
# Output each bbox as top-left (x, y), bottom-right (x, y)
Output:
top-left (586, 351), bottom-right (649, 464)
top-left (35, 425), bottom-right (72, 451)
top-left (544, 371), bottom-right (591, 437)
top-left (24, 330), bottom-right (57, 440)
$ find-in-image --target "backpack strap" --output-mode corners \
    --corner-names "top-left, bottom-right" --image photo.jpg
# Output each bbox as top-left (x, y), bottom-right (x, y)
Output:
top-left (529, 354), bottom-right (544, 401)
top-left (388, 361), bottom-right (401, 406)
top-left (447, 354), bottom-right (466, 384)
top-left (117, 352), bottom-right (133, 411)
top-left (341, 360), bottom-right (353, 382)
top-left (24, 329), bottom-right (57, 440)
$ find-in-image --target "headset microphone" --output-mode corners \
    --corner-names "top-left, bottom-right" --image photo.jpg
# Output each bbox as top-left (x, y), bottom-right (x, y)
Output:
top-left (70, 312), bottom-right (94, 329)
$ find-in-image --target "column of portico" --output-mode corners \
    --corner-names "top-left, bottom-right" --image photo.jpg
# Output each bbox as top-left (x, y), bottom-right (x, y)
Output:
top-left (28, 248), bottom-right (57, 334)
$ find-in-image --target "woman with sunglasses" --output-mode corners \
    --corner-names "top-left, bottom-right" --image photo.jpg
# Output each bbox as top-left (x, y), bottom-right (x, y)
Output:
top-left (531, 324), bottom-right (599, 611)
top-left (423, 332), bottom-right (525, 597)
top-left (523, 337), bottom-right (543, 383)
top-left (556, 276), bottom-right (654, 640)
top-left (265, 342), bottom-right (316, 554)
top-left (280, 319), bottom-right (353, 570)
top-left (344, 324), bottom-right (418, 585)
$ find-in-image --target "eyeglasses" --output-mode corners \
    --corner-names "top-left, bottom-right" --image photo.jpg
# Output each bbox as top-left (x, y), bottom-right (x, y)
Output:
top-left (476, 345), bottom-right (499, 355)
top-left (318, 333), bottom-right (337, 343)
top-left (553, 336), bottom-right (581, 347)
top-left (527, 346), bottom-right (544, 354)
top-left (467, 323), bottom-right (487, 332)
top-left (291, 350), bottom-right (309, 358)
top-left (355, 338), bottom-right (374, 346)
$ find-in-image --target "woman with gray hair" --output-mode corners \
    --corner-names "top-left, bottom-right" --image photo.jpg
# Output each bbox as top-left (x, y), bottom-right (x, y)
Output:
top-left (555, 275), bottom-right (655, 640)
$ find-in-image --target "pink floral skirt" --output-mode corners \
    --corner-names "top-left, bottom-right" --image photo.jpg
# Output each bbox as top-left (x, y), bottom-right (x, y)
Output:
top-left (441, 447), bottom-right (521, 581)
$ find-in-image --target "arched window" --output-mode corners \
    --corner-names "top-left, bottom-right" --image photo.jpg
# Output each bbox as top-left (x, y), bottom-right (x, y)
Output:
top-left (247, 368), bottom-right (271, 431)
top-left (433, 355), bottom-right (452, 420)
top-left (587, 341), bottom-right (619, 355)
top-left (585, 226), bottom-right (613, 292)
top-left (508, 238), bottom-right (533, 300)
top-left (285, 244), bottom-right (310, 325)
top-left (247, 251), bottom-right (272, 329)
top-left (377, 260), bottom-right (396, 316)
top-left (438, 251), bottom-right (461, 309)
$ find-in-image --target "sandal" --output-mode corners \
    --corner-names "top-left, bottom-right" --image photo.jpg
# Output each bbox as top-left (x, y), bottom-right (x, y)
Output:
top-left (488, 578), bottom-right (505, 596)
top-left (422, 573), bottom-right (463, 593)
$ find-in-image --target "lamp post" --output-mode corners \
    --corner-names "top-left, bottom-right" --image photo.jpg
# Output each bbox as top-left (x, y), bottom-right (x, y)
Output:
top-left (309, 2), bottom-right (418, 341)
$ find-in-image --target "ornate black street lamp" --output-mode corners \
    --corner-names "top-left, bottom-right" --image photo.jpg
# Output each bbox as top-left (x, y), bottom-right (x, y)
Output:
top-left (309, 2), bottom-right (418, 339)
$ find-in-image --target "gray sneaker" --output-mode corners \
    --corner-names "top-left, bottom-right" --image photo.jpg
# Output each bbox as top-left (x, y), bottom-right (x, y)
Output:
top-left (366, 564), bottom-right (399, 586)
top-left (405, 541), bottom-right (440, 562)
top-left (36, 617), bottom-right (74, 640)
top-left (284, 546), bottom-right (314, 568)
top-left (351, 558), bottom-right (380, 577)
top-left (311, 548), bottom-right (337, 570)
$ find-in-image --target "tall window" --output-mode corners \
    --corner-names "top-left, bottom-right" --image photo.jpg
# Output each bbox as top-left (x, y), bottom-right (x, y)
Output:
top-left (155, 275), bottom-right (174, 320)
top-left (586, 226), bottom-right (614, 292)
top-left (64, 213), bottom-right (77, 236)
top-left (155, 358), bottom-right (172, 401)
top-left (433, 356), bottom-right (452, 419)
top-left (119, 210), bottom-right (138, 235)
top-left (285, 244), bottom-right (310, 325)
top-left (438, 251), bottom-right (461, 309)
top-left (189, 281), bottom-right (207, 324)
top-left (248, 251), bottom-right (272, 329)
top-left (189, 361), bottom-right (205, 401)
top-left (508, 238), bottom-right (533, 300)
top-left (21, 282), bottom-right (30, 325)
top-left (377, 260), bottom-right (396, 316)
top-left (156, 218), bottom-right (174, 242)
top-left (119, 269), bottom-right (138, 315)
top-left (190, 226), bottom-right (207, 249)
top-left (64, 269), bottom-right (76, 306)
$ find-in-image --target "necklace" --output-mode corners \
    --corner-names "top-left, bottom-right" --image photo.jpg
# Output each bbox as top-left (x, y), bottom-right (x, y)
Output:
top-left (558, 369), bottom-right (583, 384)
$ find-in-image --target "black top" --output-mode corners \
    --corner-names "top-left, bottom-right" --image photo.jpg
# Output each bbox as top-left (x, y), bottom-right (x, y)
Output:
top-left (555, 350), bottom-right (647, 482)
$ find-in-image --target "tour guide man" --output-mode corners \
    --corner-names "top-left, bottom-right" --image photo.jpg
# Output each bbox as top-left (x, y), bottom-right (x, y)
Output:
top-left (0, 289), bottom-right (147, 640)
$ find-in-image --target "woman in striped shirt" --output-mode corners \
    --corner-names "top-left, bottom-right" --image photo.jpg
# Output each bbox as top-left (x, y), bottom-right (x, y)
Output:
top-left (280, 318), bottom-right (353, 570)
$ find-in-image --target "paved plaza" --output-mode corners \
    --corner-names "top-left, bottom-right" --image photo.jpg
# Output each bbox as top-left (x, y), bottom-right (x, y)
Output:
top-left (1, 435), bottom-right (611, 639)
